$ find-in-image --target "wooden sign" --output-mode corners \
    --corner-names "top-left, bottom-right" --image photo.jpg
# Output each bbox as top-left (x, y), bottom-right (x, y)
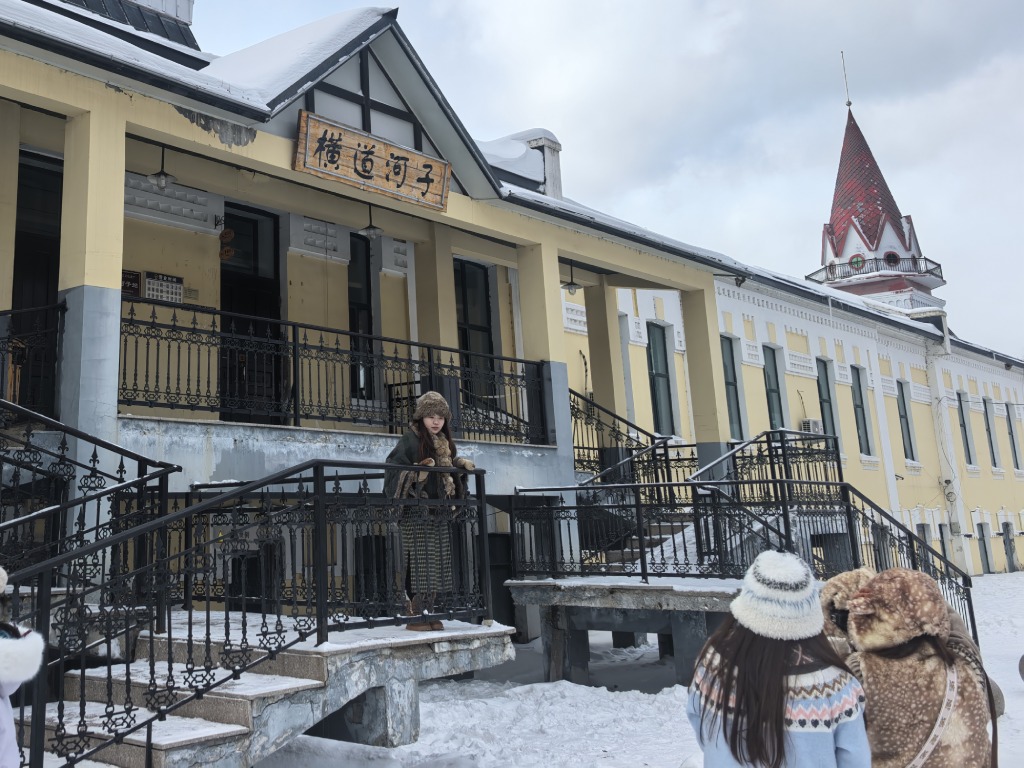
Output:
top-left (294, 111), bottom-right (451, 211)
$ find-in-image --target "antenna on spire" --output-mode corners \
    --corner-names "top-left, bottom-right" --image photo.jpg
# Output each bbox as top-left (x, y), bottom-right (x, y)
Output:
top-left (841, 51), bottom-right (852, 107)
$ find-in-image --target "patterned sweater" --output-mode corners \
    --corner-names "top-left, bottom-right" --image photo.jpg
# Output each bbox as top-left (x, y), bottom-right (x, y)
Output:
top-left (686, 653), bottom-right (870, 767)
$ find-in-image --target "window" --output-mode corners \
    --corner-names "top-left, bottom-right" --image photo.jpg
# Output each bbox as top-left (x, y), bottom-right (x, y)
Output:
top-left (348, 235), bottom-right (374, 399)
top-left (454, 259), bottom-right (495, 405)
top-left (1007, 404), bottom-right (1022, 471)
top-left (896, 380), bottom-right (916, 461)
top-left (983, 398), bottom-right (999, 467)
top-left (956, 392), bottom-right (974, 466)
top-left (721, 336), bottom-right (743, 441)
top-left (762, 345), bottom-right (784, 430)
top-left (851, 366), bottom-right (871, 455)
top-left (646, 323), bottom-right (674, 435)
top-left (816, 359), bottom-right (837, 441)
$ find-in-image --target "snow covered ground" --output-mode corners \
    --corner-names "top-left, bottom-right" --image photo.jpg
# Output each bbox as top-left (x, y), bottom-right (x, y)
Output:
top-left (256, 572), bottom-right (1023, 767)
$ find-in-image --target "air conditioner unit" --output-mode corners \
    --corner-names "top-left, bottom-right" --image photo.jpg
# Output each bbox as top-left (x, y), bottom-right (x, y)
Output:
top-left (800, 418), bottom-right (825, 435)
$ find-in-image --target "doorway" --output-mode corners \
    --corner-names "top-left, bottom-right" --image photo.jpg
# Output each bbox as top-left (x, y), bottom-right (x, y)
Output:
top-left (9, 155), bottom-right (63, 417)
top-left (218, 203), bottom-right (284, 424)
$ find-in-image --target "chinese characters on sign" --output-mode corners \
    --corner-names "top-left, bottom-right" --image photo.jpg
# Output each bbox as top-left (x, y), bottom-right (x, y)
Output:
top-left (294, 111), bottom-right (451, 211)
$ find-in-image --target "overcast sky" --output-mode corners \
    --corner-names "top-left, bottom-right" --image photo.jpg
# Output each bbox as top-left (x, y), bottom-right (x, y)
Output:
top-left (191, 1), bottom-right (1024, 358)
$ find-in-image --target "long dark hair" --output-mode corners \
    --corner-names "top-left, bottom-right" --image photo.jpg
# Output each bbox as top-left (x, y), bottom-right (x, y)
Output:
top-left (695, 615), bottom-right (851, 768)
top-left (415, 417), bottom-right (457, 461)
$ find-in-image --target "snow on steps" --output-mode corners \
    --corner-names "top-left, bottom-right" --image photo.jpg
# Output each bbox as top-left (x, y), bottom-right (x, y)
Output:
top-left (32, 614), bottom-right (515, 767)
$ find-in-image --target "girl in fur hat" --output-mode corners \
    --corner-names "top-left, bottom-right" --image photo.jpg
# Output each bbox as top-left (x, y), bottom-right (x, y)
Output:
top-left (845, 568), bottom-right (993, 768)
top-left (0, 567), bottom-right (45, 768)
top-left (384, 391), bottom-right (476, 631)
top-left (687, 550), bottom-right (870, 768)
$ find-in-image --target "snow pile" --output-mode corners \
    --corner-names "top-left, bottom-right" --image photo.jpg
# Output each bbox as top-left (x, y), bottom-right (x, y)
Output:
top-left (257, 574), bottom-right (1022, 767)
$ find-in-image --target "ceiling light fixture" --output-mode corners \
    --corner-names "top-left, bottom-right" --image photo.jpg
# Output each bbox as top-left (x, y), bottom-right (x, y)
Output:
top-left (357, 206), bottom-right (383, 239)
top-left (146, 147), bottom-right (176, 191)
top-left (561, 260), bottom-right (582, 295)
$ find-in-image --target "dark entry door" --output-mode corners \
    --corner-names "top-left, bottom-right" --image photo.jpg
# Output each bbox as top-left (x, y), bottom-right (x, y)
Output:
top-left (218, 204), bottom-right (284, 424)
top-left (8, 156), bottom-right (63, 417)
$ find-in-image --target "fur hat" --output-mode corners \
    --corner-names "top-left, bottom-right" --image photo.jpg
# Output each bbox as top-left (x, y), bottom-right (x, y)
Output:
top-left (730, 550), bottom-right (824, 641)
top-left (413, 391), bottom-right (451, 422)
top-left (846, 568), bottom-right (951, 652)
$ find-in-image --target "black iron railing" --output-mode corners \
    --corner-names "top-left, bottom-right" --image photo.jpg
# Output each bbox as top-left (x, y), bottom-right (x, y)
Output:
top-left (0, 303), bottom-right (65, 419)
top-left (512, 429), bottom-right (977, 643)
top-left (805, 255), bottom-right (944, 284)
top-left (512, 479), bottom-right (788, 580)
top-left (119, 298), bottom-right (548, 444)
top-left (0, 397), bottom-right (179, 574)
top-left (9, 457), bottom-right (489, 767)
top-left (569, 389), bottom-right (697, 483)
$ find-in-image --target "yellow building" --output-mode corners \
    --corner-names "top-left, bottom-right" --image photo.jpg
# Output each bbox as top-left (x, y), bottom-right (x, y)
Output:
top-left (1, 1), bottom-right (1020, 583)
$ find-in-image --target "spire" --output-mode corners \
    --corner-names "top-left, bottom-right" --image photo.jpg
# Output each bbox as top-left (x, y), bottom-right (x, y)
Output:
top-left (827, 109), bottom-right (907, 254)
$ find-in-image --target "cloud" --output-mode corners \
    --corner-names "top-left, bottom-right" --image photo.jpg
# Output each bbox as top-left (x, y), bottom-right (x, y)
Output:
top-left (190, 0), bottom-right (1024, 356)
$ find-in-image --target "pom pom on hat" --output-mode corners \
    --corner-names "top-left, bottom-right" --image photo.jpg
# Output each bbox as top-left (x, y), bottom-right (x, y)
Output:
top-left (413, 391), bottom-right (451, 422)
top-left (730, 550), bottom-right (824, 641)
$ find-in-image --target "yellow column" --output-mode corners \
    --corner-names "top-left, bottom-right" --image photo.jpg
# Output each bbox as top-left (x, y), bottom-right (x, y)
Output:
top-left (680, 286), bottom-right (731, 445)
top-left (582, 278), bottom-right (627, 413)
top-left (0, 101), bottom-right (18, 308)
top-left (416, 222), bottom-right (458, 348)
top-left (58, 108), bottom-right (127, 291)
top-left (516, 242), bottom-right (564, 362)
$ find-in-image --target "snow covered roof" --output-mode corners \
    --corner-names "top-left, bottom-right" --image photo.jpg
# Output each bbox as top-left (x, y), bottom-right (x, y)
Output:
top-left (477, 130), bottom-right (549, 184)
top-left (200, 8), bottom-right (394, 111)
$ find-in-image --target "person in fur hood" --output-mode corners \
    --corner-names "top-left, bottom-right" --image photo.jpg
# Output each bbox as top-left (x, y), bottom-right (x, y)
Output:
top-left (820, 567), bottom-right (876, 656)
top-left (384, 391), bottom-right (476, 631)
top-left (845, 568), bottom-right (993, 768)
top-left (0, 566), bottom-right (45, 768)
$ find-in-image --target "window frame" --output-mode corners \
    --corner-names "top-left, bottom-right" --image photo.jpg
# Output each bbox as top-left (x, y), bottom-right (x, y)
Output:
top-left (982, 397), bottom-right (1000, 468)
top-left (646, 322), bottom-right (675, 436)
top-left (1007, 404), bottom-right (1022, 471)
top-left (851, 366), bottom-right (872, 455)
top-left (896, 380), bottom-right (916, 462)
top-left (762, 345), bottom-right (785, 430)
top-left (956, 391), bottom-right (975, 466)
top-left (816, 358), bottom-right (837, 442)
top-left (721, 335), bottom-right (744, 441)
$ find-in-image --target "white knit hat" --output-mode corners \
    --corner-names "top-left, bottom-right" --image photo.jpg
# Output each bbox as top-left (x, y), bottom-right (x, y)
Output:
top-left (730, 550), bottom-right (824, 641)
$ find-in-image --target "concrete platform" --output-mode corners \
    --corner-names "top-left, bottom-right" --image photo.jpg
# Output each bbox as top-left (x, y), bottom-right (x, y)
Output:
top-left (507, 576), bottom-right (742, 686)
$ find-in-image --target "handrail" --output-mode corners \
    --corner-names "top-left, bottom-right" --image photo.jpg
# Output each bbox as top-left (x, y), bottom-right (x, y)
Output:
top-left (0, 301), bottom-right (67, 319)
top-left (579, 436), bottom-right (673, 486)
top-left (686, 429), bottom-right (825, 480)
top-left (126, 295), bottom-right (541, 368)
top-left (569, 388), bottom-right (658, 443)
top-left (0, 397), bottom-right (177, 469)
top-left (0, 465), bottom-right (180, 535)
top-left (10, 457), bottom-right (484, 582)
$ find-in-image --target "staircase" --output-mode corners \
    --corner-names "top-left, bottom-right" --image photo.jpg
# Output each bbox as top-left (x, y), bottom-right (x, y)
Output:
top-left (2, 398), bottom-right (507, 768)
top-left (516, 412), bottom-right (979, 643)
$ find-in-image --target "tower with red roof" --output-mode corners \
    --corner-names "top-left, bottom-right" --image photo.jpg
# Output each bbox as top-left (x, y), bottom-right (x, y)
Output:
top-left (807, 110), bottom-right (946, 309)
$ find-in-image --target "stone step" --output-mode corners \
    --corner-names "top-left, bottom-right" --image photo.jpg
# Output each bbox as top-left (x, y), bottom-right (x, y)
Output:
top-left (24, 701), bottom-right (249, 768)
top-left (34, 751), bottom-right (118, 767)
top-left (66, 661), bottom-right (324, 729)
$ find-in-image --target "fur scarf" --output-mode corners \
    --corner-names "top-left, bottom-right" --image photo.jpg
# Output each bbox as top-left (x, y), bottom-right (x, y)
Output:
top-left (820, 567), bottom-right (876, 656)
top-left (846, 568), bottom-right (991, 768)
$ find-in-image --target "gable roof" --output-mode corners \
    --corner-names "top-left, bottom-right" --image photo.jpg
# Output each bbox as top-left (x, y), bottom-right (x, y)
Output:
top-left (826, 109), bottom-right (908, 255)
top-left (0, 3), bottom-right (501, 197)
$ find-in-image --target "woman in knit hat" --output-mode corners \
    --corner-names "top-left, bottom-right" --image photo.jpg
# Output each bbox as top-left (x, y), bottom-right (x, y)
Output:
top-left (686, 550), bottom-right (870, 768)
top-left (384, 391), bottom-right (476, 631)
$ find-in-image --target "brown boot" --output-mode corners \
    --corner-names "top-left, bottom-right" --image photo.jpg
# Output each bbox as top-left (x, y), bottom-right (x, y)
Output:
top-left (406, 621), bottom-right (435, 631)
top-left (428, 621), bottom-right (444, 631)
